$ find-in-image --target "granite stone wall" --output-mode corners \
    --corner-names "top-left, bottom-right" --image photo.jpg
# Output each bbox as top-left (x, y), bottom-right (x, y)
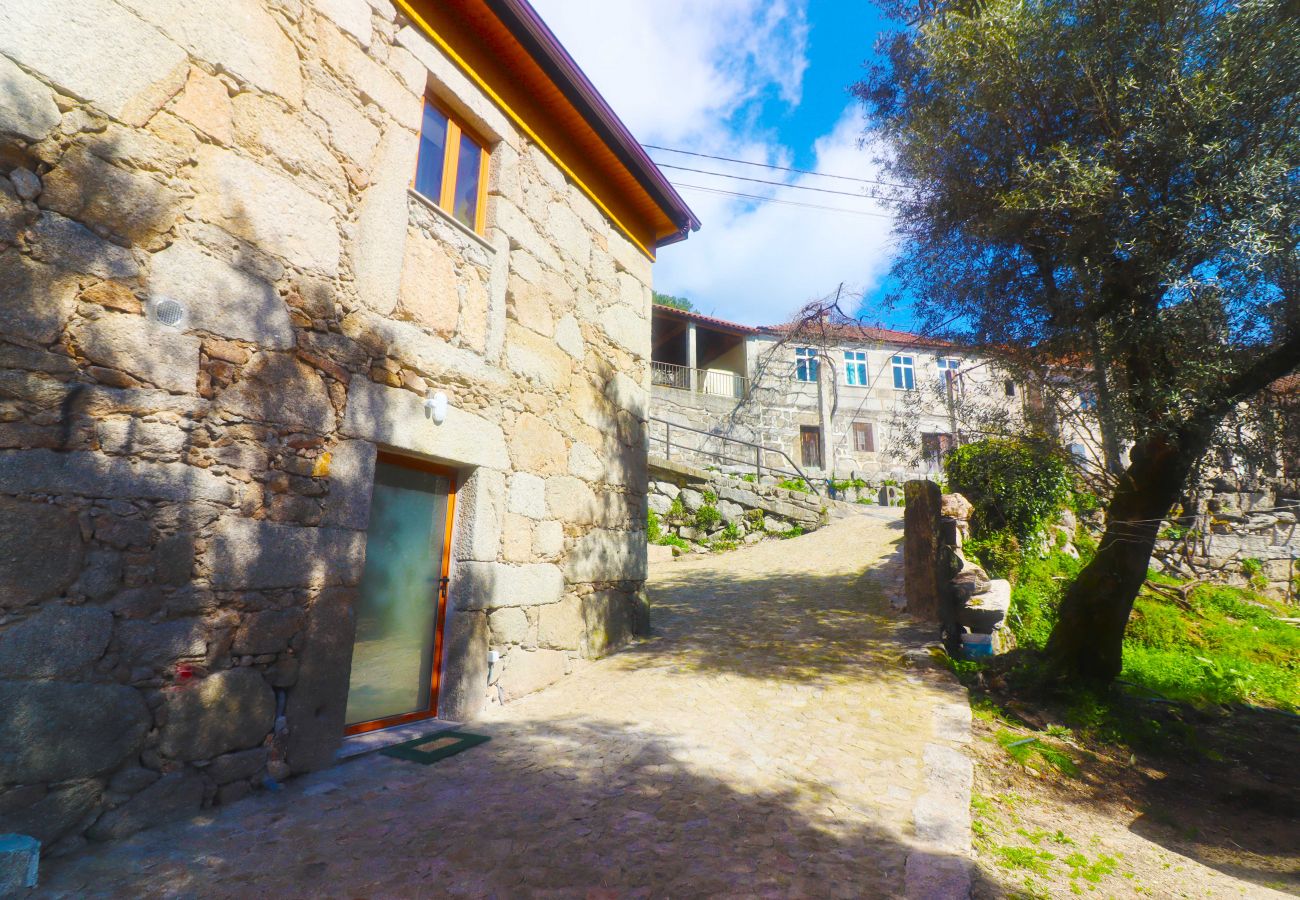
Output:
top-left (0, 0), bottom-right (654, 853)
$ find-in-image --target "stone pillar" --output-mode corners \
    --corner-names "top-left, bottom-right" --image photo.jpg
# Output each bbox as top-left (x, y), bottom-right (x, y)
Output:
top-left (904, 479), bottom-right (943, 620)
top-left (687, 321), bottom-right (698, 392)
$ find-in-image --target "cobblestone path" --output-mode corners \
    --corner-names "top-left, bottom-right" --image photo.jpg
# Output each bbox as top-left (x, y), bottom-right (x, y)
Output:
top-left (37, 512), bottom-right (974, 898)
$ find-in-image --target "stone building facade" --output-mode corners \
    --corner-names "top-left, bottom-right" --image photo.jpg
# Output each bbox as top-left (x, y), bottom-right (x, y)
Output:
top-left (650, 307), bottom-right (1026, 483)
top-left (0, 0), bottom-right (696, 852)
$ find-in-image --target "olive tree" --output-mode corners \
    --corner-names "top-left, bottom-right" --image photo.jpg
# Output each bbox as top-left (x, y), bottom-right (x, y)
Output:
top-left (856, 0), bottom-right (1300, 679)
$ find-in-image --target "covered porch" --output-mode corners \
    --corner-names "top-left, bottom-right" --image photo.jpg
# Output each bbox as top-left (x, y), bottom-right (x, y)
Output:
top-left (650, 305), bottom-right (755, 400)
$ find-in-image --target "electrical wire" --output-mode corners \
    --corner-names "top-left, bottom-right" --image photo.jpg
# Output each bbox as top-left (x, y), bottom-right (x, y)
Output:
top-left (656, 162), bottom-right (908, 202)
top-left (645, 143), bottom-right (910, 190)
top-left (668, 181), bottom-right (896, 219)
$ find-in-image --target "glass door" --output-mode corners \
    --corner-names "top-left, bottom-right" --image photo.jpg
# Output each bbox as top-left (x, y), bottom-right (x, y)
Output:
top-left (345, 454), bottom-right (455, 734)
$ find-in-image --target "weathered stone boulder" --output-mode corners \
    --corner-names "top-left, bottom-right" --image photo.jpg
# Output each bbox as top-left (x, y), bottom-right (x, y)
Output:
top-left (115, 617), bottom-right (210, 668)
top-left (0, 778), bottom-right (101, 844)
top-left (159, 668), bottom-right (275, 761)
top-left (957, 579), bottom-right (1012, 633)
top-left (86, 772), bottom-right (204, 842)
top-left (0, 681), bottom-right (149, 783)
top-left (950, 550), bottom-right (992, 603)
top-left (206, 747), bottom-right (269, 785)
top-left (940, 493), bottom-right (973, 521)
top-left (0, 497), bottom-right (84, 610)
top-left (0, 605), bottom-right (113, 679)
top-left (498, 648), bottom-right (567, 702)
top-left (679, 488), bottom-right (704, 512)
top-left (231, 608), bottom-right (306, 656)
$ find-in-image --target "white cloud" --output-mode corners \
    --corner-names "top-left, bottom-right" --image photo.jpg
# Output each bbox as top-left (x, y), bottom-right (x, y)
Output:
top-left (530, 0), bottom-right (897, 326)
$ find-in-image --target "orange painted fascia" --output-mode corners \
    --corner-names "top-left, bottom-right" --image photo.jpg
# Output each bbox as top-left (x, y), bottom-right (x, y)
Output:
top-left (394, 0), bottom-right (668, 259)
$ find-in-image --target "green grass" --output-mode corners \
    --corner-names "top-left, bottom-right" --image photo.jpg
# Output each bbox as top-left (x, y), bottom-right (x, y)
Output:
top-left (998, 846), bottom-right (1056, 876)
top-left (995, 730), bottom-right (1081, 777)
top-left (776, 477), bottom-right (810, 493)
top-left (970, 535), bottom-right (1300, 714)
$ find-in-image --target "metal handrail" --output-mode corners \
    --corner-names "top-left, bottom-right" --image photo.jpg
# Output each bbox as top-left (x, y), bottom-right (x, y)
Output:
top-left (646, 415), bottom-right (821, 496)
top-left (650, 360), bottom-right (748, 399)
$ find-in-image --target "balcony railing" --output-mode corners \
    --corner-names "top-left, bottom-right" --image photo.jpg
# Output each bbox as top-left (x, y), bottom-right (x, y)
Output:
top-left (651, 360), bottom-right (748, 399)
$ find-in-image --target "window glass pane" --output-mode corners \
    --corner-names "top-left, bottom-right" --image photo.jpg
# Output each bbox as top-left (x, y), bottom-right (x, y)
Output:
top-left (413, 103), bottom-right (449, 201)
top-left (452, 131), bottom-right (483, 228)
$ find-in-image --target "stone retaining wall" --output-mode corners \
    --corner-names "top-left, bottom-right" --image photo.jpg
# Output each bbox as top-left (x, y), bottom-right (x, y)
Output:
top-left (647, 459), bottom-right (827, 553)
top-left (0, 0), bottom-right (658, 855)
top-left (1154, 485), bottom-right (1299, 597)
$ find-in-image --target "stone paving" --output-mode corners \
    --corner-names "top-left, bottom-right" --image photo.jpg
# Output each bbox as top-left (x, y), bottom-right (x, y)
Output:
top-left (35, 511), bottom-right (973, 898)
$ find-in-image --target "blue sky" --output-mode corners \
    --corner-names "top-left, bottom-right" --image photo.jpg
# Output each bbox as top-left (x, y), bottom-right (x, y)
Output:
top-left (528, 0), bottom-right (907, 329)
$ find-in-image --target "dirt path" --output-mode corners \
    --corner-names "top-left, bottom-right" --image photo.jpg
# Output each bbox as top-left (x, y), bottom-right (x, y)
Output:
top-left (36, 512), bottom-right (974, 898)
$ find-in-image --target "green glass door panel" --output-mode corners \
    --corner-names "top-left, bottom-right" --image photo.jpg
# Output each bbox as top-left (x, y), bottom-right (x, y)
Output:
top-left (346, 460), bottom-right (450, 727)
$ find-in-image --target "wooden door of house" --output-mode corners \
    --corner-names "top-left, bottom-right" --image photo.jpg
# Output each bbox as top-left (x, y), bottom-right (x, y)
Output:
top-left (345, 453), bottom-right (456, 735)
top-left (800, 426), bottom-right (823, 469)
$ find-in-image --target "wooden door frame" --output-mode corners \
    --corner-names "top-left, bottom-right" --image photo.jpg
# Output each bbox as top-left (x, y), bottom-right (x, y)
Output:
top-left (344, 451), bottom-right (459, 736)
top-left (800, 425), bottom-right (823, 469)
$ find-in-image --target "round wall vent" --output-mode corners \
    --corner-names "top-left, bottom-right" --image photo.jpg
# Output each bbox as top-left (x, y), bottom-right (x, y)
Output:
top-left (149, 296), bottom-right (189, 329)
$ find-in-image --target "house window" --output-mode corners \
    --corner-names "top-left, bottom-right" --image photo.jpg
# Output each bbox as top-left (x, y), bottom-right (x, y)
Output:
top-left (1004, 380), bottom-right (1017, 398)
top-left (845, 350), bottom-right (868, 386)
top-left (800, 425), bottom-right (823, 468)
top-left (852, 422), bottom-right (875, 453)
top-left (412, 99), bottom-right (489, 233)
top-left (937, 357), bottom-right (961, 394)
top-left (891, 355), bottom-right (915, 390)
top-left (1068, 442), bottom-right (1088, 459)
top-left (795, 348), bottom-right (819, 383)
top-left (1080, 389), bottom-right (1098, 410)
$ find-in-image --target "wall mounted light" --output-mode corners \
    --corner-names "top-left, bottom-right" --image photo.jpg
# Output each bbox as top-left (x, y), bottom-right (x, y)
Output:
top-left (424, 390), bottom-right (448, 425)
top-left (148, 295), bottom-right (189, 330)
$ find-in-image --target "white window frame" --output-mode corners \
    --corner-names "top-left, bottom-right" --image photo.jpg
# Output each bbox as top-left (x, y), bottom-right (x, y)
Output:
top-left (844, 350), bottom-right (868, 386)
top-left (795, 347), bottom-right (819, 383)
top-left (892, 355), bottom-right (915, 390)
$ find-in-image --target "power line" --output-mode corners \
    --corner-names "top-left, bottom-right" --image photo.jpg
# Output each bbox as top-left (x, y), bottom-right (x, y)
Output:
top-left (646, 143), bottom-right (910, 190)
top-left (655, 162), bottom-right (908, 203)
top-left (668, 181), bottom-right (897, 219)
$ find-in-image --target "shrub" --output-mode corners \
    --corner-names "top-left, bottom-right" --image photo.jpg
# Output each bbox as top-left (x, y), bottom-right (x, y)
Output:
top-left (647, 510), bottom-right (689, 549)
top-left (965, 530), bottom-right (1022, 580)
top-left (702, 489), bottom-right (718, 505)
top-left (694, 504), bottom-right (721, 530)
top-left (777, 477), bottom-right (809, 493)
top-left (667, 496), bottom-right (686, 520)
top-left (944, 438), bottom-right (1073, 541)
top-left (721, 522), bottom-right (741, 540)
top-left (1240, 557), bottom-right (1267, 590)
top-left (647, 508), bottom-right (664, 542)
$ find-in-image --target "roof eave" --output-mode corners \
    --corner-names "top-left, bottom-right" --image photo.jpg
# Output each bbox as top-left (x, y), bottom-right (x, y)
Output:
top-left (487, 0), bottom-right (701, 238)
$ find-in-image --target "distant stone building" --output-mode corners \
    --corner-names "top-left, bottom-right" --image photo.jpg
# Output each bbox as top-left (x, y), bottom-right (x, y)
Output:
top-left (0, 0), bottom-right (696, 851)
top-left (649, 306), bottom-right (1027, 482)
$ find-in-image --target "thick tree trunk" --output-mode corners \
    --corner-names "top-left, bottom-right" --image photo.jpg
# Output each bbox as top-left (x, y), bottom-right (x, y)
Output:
top-left (1045, 431), bottom-right (1204, 681)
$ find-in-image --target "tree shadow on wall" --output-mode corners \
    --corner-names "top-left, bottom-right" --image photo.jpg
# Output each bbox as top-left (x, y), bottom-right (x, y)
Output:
top-left (36, 717), bottom-right (990, 897)
top-left (0, 125), bottom-right (357, 851)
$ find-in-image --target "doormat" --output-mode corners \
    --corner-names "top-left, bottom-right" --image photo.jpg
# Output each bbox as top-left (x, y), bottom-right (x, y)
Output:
top-left (379, 730), bottom-right (491, 766)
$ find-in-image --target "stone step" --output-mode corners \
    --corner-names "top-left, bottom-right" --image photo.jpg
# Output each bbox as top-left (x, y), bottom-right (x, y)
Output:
top-left (957, 579), bottom-right (1011, 633)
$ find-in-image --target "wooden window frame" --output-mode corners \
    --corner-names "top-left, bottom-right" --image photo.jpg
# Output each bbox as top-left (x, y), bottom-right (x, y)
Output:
top-left (852, 421), bottom-right (875, 453)
top-left (344, 451), bottom-right (459, 736)
top-left (412, 96), bottom-right (491, 235)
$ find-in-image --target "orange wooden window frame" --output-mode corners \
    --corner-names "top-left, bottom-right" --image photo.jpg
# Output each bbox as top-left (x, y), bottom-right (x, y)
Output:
top-left (412, 96), bottom-right (491, 235)
top-left (345, 451), bottom-right (459, 736)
